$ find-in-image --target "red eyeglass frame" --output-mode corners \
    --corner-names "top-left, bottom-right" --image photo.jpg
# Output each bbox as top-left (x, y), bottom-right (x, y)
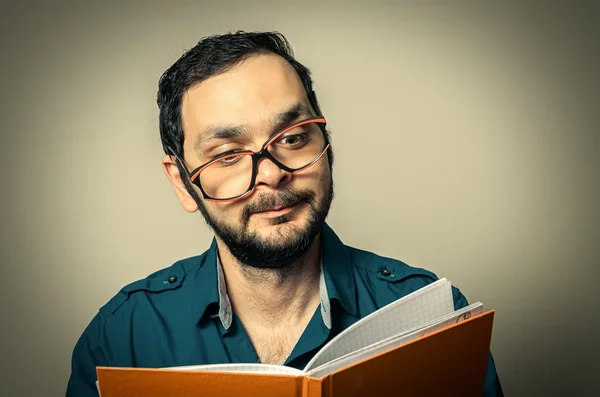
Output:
top-left (167, 116), bottom-right (330, 202)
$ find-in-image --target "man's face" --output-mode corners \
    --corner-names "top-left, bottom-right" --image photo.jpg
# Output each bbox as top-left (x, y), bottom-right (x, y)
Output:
top-left (178, 54), bottom-right (333, 269)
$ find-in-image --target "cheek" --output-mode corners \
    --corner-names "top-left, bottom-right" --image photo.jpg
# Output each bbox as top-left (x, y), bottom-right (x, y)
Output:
top-left (297, 159), bottom-right (331, 186)
top-left (205, 200), bottom-right (245, 223)
top-left (314, 161), bottom-right (332, 186)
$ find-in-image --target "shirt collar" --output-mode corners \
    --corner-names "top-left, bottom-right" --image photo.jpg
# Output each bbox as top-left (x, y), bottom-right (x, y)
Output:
top-left (193, 222), bottom-right (358, 329)
top-left (192, 238), bottom-right (221, 325)
top-left (319, 222), bottom-right (358, 317)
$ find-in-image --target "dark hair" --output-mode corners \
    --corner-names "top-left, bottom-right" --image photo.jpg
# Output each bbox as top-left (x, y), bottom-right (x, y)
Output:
top-left (156, 30), bottom-right (332, 170)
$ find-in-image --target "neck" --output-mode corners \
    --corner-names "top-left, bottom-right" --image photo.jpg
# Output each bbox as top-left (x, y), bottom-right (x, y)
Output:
top-left (216, 234), bottom-right (322, 326)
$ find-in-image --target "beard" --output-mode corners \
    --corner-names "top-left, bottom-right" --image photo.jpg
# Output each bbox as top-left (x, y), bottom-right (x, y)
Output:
top-left (187, 172), bottom-right (334, 270)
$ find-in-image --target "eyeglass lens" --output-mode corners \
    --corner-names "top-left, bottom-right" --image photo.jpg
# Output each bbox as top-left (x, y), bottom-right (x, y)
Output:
top-left (198, 121), bottom-right (326, 199)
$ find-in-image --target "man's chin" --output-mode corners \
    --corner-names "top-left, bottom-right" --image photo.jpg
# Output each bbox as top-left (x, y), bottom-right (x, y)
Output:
top-left (241, 222), bottom-right (318, 270)
top-left (249, 215), bottom-right (306, 239)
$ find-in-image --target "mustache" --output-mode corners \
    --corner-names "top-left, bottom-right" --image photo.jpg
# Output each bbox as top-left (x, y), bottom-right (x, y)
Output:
top-left (241, 189), bottom-right (315, 222)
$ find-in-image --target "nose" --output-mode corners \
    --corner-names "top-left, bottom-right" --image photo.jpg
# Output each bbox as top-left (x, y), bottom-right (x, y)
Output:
top-left (254, 157), bottom-right (290, 189)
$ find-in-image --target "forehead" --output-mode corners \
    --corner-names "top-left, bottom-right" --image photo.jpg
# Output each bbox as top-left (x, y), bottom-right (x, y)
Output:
top-left (181, 53), bottom-right (310, 144)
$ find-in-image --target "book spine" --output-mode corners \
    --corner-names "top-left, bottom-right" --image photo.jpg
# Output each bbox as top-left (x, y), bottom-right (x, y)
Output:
top-left (321, 376), bottom-right (332, 397)
top-left (302, 376), bottom-right (323, 397)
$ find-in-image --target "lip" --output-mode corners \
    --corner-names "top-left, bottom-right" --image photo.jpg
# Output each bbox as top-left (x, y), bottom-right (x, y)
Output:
top-left (253, 202), bottom-right (300, 217)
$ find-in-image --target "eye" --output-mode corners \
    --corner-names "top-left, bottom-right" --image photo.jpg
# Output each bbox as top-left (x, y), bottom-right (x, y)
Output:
top-left (277, 133), bottom-right (308, 148)
top-left (205, 147), bottom-right (247, 163)
top-left (205, 145), bottom-right (244, 159)
top-left (216, 154), bottom-right (243, 167)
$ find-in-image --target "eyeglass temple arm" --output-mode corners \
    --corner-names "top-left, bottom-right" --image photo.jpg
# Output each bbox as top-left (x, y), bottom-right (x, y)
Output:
top-left (165, 145), bottom-right (191, 176)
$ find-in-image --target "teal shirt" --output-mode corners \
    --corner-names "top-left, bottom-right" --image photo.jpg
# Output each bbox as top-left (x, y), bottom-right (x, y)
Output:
top-left (66, 223), bottom-right (503, 396)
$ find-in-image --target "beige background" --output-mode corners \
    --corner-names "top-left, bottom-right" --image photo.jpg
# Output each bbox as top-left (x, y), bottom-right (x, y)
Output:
top-left (1, 1), bottom-right (599, 396)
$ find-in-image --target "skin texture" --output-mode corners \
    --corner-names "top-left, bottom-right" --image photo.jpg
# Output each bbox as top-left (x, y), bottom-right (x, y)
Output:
top-left (161, 53), bottom-right (334, 364)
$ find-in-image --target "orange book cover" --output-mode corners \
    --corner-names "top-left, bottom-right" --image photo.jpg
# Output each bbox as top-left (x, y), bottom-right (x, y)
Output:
top-left (96, 310), bottom-right (494, 397)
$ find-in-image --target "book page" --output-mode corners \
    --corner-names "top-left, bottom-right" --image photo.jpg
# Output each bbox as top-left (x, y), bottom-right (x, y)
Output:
top-left (304, 278), bottom-right (455, 371)
top-left (161, 363), bottom-right (304, 376)
top-left (305, 302), bottom-right (484, 378)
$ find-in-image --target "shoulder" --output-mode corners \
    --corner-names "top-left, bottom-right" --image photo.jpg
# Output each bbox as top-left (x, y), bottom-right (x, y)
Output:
top-left (348, 245), bottom-right (438, 284)
top-left (98, 253), bottom-right (206, 317)
top-left (347, 246), bottom-right (468, 307)
top-left (69, 253), bottom-right (210, 369)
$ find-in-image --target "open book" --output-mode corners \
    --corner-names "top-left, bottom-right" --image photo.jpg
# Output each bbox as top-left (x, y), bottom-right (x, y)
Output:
top-left (96, 278), bottom-right (495, 397)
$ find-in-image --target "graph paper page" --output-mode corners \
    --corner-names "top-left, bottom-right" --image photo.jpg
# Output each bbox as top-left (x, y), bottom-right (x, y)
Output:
top-left (161, 363), bottom-right (303, 375)
top-left (306, 302), bottom-right (484, 378)
top-left (304, 278), bottom-right (455, 371)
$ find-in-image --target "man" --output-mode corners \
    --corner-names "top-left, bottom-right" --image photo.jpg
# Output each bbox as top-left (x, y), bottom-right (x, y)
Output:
top-left (66, 31), bottom-right (503, 396)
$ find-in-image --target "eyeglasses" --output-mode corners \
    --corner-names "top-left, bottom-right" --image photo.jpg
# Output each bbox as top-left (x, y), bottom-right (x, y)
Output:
top-left (169, 117), bottom-right (330, 202)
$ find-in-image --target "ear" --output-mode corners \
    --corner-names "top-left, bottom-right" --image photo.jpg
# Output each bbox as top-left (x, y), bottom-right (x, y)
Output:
top-left (161, 154), bottom-right (199, 213)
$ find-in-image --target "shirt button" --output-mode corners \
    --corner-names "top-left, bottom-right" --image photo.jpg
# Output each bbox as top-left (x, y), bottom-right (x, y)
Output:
top-left (380, 268), bottom-right (392, 277)
top-left (167, 275), bottom-right (178, 283)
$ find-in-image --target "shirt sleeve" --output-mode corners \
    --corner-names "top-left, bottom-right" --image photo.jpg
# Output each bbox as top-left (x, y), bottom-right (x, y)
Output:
top-left (66, 312), bottom-right (116, 397)
top-left (452, 286), bottom-right (505, 397)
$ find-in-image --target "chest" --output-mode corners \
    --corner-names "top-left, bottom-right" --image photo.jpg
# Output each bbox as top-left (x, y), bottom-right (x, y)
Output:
top-left (244, 323), bottom-right (306, 365)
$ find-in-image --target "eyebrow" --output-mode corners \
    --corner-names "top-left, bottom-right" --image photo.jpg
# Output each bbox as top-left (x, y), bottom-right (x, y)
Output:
top-left (193, 102), bottom-right (312, 152)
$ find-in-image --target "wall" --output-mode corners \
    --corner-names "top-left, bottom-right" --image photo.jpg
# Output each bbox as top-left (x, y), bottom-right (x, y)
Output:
top-left (1, 1), bottom-right (598, 396)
